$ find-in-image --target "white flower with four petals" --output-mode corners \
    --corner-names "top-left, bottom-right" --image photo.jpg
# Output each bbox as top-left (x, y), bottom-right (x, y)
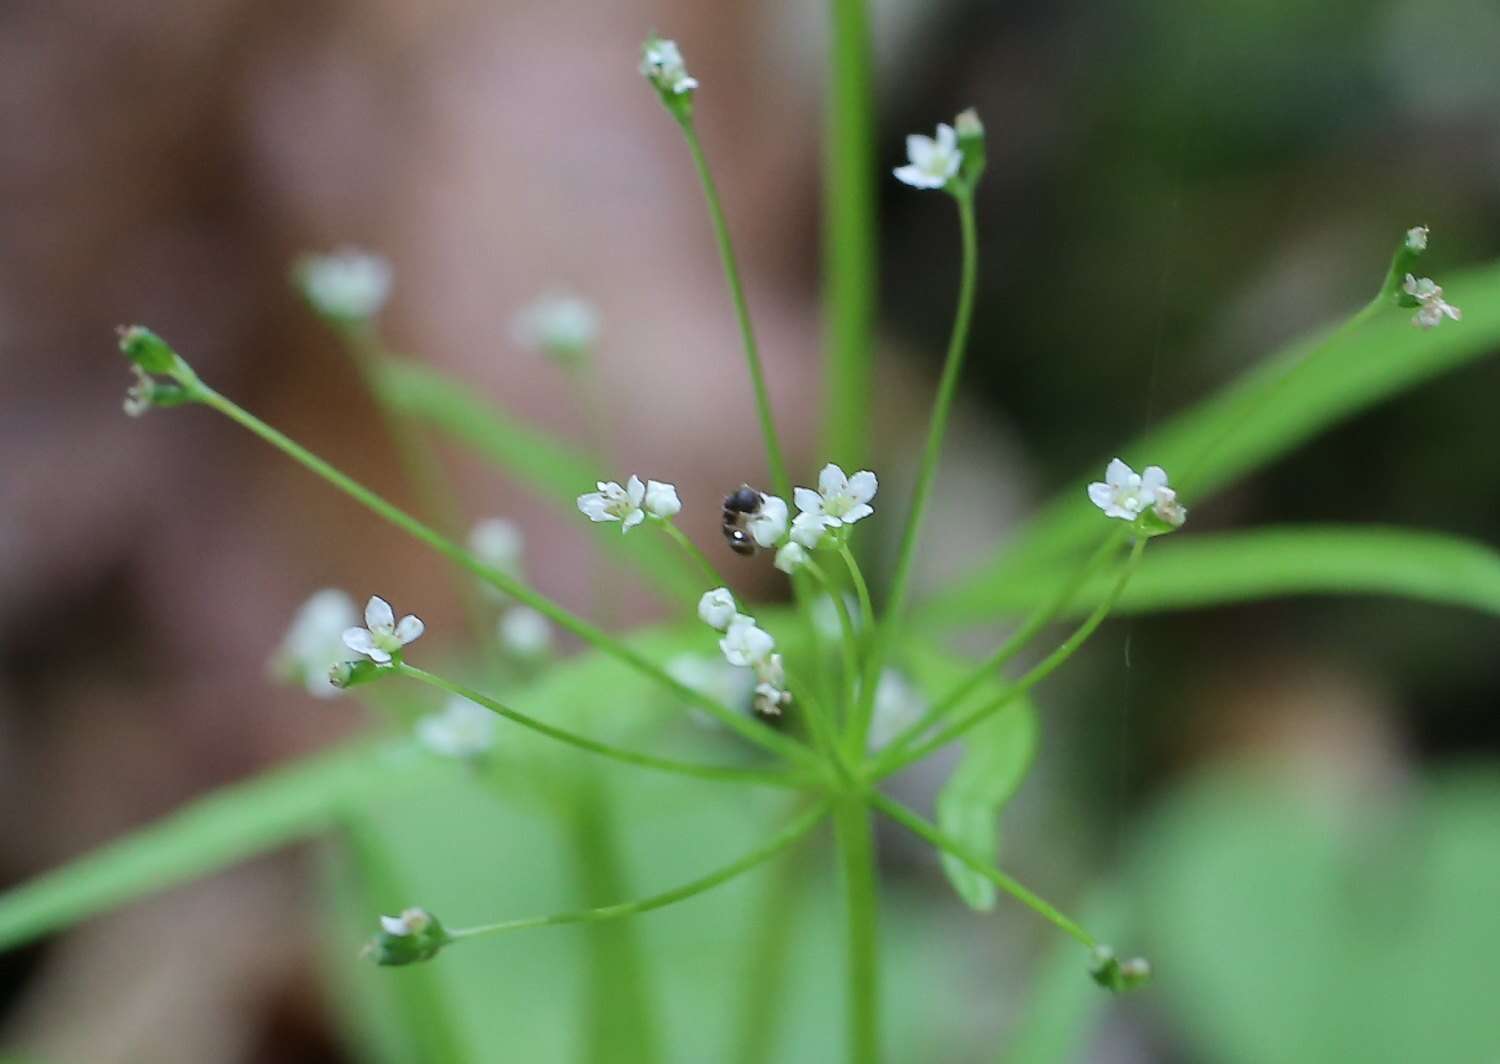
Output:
top-left (893, 124), bottom-right (963, 190)
top-left (342, 596), bottom-right (425, 665)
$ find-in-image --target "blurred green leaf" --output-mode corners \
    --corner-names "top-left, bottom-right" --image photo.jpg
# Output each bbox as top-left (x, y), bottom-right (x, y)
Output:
top-left (0, 739), bottom-right (439, 952)
top-left (924, 525), bottom-right (1500, 625)
top-left (371, 357), bottom-right (701, 604)
top-left (923, 259), bottom-right (1500, 620)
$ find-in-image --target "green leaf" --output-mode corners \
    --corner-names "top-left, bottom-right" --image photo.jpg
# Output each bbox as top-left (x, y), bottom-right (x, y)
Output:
top-left (925, 526), bottom-right (1500, 626)
top-left (935, 701), bottom-right (1038, 910)
top-left (370, 357), bottom-right (701, 603)
top-left (0, 739), bottom-right (438, 952)
top-left (923, 259), bottom-right (1500, 620)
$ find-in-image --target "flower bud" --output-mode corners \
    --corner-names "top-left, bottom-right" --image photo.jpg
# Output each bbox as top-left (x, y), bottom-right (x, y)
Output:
top-left (117, 325), bottom-right (185, 377)
top-left (362, 907), bottom-right (451, 966)
top-left (122, 366), bottom-right (192, 418)
top-left (1088, 944), bottom-right (1153, 992)
top-left (954, 108), bottom-right (987, 189)
top-left (328, 658), bottom-right (385, 690)
top-left (640, 35), bottom-right (698, 122)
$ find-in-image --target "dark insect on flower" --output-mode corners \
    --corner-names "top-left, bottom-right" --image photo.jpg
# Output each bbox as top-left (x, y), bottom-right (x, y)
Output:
top-left (722, 485), bottom-right (765, 557)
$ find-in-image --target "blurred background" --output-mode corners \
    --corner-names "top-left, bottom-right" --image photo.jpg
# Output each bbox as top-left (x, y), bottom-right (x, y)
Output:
top-left (2, 0), bottom-right (1499, 1061)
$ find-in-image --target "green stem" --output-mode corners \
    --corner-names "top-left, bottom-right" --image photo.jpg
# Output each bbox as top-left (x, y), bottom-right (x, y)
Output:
top-left (832, 798), bottom-right (881, 1064)
top-left (448, 802), bottom-right (830, 941)
top-left (822, 0), bottom-right (876, 469)
top-left (854, 189), bottom-right (979, 752)
top-left (660, 521), bottom-right (731, 590)
top-left (865, 791), bottom-right (1095, 947)
top-left (786, 667), bottom-right (851, 780)
top-left (804, 560), bottom-right (860, 718)
top-left (396, 664), bottom-right (806, 788)
top-left (875, 537), bottom-right (1147, 775)
top-left (837, 544), bottom-right (875, 640)
top-left (676, 119), bottom-right (792, 501)
top-left (189, 381), bottom-right (818, 771)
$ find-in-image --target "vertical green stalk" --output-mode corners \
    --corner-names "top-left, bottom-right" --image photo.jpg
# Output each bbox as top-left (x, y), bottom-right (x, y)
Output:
top-left (852, 189), bottom-right (979, 753)
top-left (832, 798), bottom-right (881, 1064)
top-left (565, 779), bottom-right (659, 1064)
top-left (823, 0), bottom-right (877, 469)
top-left (731, 834), bottom-right (816, 1064)
top-left (677, 121), bottom-right (792, 500)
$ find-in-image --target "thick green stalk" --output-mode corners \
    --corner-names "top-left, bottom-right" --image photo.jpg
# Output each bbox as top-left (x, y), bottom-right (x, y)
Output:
top-left (875, 537), bottom-right (1147, 775)
top-left (676, 120), bottom-right (792, 500)
top-left (865, 791), bottom-right (1096, 947)
top-left (822, 0), bottom-right (877, 468)
top-left (189, 382), bottom-right (819, 771)
top-left (396, 664), bottom-right (806, 788)
top-left (832, 798), bottom-right (880, 1064)
top-left (852, 190), bottom-right (979, 752)
top-left (448, 802), bottom-right (830, 941)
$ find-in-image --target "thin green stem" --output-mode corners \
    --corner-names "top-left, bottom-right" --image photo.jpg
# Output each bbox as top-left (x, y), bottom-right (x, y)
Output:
top-left (881, 528), bottom-right (1129, 760)
top-left (853, 189), bottom-right (979, 753)
top-left (875, 537), bottom-right (1147, 776)
top-left (189, 381), bottom-right (819, 771)
top-left (660, 521), bottom-right (730, 590)
top-left (804, 559), bottom-right (860, 718)
top-left (837, 544), bottom-right (875, 639)
top-left (396, 664), bottom-right (807, 788)
top-left (865, 790), bottom-right (1095, 947)
top-left (447, 802), bottom-right (830, 941)
top-left (786, 667), bottom-right (852, 781)
top-left (822, 0), bottom-right (876, 469)
top-left (832, 798), bottom-right (881, 1064)
top-left (676, 119), bottom-right (792, 500)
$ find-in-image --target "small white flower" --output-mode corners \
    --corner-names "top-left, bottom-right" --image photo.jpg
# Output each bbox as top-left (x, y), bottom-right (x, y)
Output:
top-left (1405, 225), bottom-right (1429, 253)
top-left (893, 124), bottom-right (962, 190)
top-left (577, 476), bottom-right (646, 532)
top-left (740, 493), bottom-right (786, 548)
top-left (1087, 459), bottom-right (1169, 522)
top-left (1403, 274), bottom-right (1461, 329)
top-left (274, 589), bottom-right (360, 697)
top-left (296, 248), bottom-right (392, 321)
top-left (342, 596), bottom-right (425, 665)
top-left (774, 541), bottom-right (809, 574)
top-left (468, 518), bottom-right (523, 574)
top-left (867, 670), bottom-right (928, 752)
top-left (753, 682), bottom-right (791, 717)
top-left (416, 698), bottom-right (497, 759)
top-left (511, 293), bottom-right (599, 361)
top-left (640, 37), bottom-right (698, 95)
top-left (719, 616), bottom-right (775, 667)
top-left (498, 607), bottom-right (552, 658)
top-left (698, 587), bottom-right (739, 630)
top-left (379, 908), bottom-right (432, 937)
top-left (643, 479), bottom-right (682, 519)
top-left (794, 463), bottom-right (878, 542)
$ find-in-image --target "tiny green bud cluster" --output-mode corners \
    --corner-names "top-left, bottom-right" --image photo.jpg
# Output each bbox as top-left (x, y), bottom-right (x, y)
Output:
top-left (362, 907), bottom-right (450, 967)
top-left (640, 35), bottom-right (698, 122)
top-left (1088, 944), bottom-right (1153, 992)
top-left (117, 326), bottom-right (196, 417)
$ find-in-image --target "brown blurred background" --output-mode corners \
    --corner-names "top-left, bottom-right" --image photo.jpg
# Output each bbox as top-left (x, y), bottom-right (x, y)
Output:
top-left (2, 0), bottom-right (1499, 1060)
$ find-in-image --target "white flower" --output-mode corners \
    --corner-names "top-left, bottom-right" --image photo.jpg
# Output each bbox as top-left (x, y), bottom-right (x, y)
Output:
top-left (1087, 459), bottom-right (1169, 522)
top-left (379, 908), bottom-right (432, 937)
top-left (273, 589), bottom-right (360, 697)
top-left (774, 541), bottom-right (809, 574)
top-left (511, 293), bottom-right (599, 360)
top-left (1405, 226), bottom-right (1429, 253)
top-left (577, 476), bottom-right (646, 532)
top-left (1403, 274), bottom-right (1461, 329)
top-left (498, 607), bottom-right (552, 658)
top-left (416, 698), bottom-right (497, 759)
top-left (719, 616), bottom-right (774, 667)
top-left (468, 518), bottom-right (523, 574)
top-left (296, 248), bottom-right (392, 321)
top-left (753, 682), bottom-right (791, 717)
top-left (893, 124), bottom-right (962, 190)
top-left (745, 494), bottom-right (788, 548)
top-left (867, 670), bottom-right (928, 752)
top-left (640, 37), bottom-right (698, 95)
top-left (342, 596), bottom-right (425, 665)
top-left (643, 480), bottom-right (682, 519)
top-left (698, 587), bottom-right (739, 630)
top-left (794, 464), bottom-right (878, 542)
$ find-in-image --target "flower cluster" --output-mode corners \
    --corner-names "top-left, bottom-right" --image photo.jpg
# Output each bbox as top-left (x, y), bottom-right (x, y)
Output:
top-left (577, 476), bottom-right (681, 533)
top-left (640, 37), bottom-right (698, 96)
top-left (1402, 274), bottom-right (1462, 330)
top-left (715, 464), bottom-right (878, 573)
top-left (1087, 459), bottom-right (1186, 532)
top-left (699, 589), bottom-right (789, 716)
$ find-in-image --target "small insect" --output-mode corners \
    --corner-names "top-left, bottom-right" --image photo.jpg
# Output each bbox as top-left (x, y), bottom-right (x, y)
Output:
top-left (721, 484), bottom-right (765, 556)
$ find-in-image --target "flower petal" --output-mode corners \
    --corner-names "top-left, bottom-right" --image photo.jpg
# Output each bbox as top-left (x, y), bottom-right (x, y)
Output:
top-left (845, 470), bottom-right (878, 504)
top-left (818, 463), bottom-right (848, 498)
top-left (365, 596), bottom-right (394, 632)
top-left (906, 134), bottom-right (935, 168)
top-left (342, 627), bottom-right (376, 654)
top-left (793, 487), bottom-right (824, 515)
top-left (1104, 458), bottom-right (1134, 489)
top-left (625, 475), bottom-right (645, 506)
top-left (394, 615), bottom-right (425, 645)
top-left (935, 123), bottom-right (957, 152)
top-left (1087, 482), bottom-right (1114, 510)
top-left (841, 503), bottom-right (873, 524)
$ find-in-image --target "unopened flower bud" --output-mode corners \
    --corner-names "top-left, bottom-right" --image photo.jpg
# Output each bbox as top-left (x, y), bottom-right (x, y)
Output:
top-left (328, 658), bottom-right (384, 690)
top-left (117, 325), bottom-right (183, 376)
top-left (1088, 944), bottom-right (1153, 992)
top-left (1405, 225), bottom-right (1428, 253)
top-left (362, 907), bottom-right (450, 966)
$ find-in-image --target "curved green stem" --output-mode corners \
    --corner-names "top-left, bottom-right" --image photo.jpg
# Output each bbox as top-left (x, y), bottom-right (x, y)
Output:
top-left (396, 664), bottom-right (806, 788)
top-left (832, 798), bottom-right (881, 1064)
top-left (853, 189), bottom-right (979, 754)
top-left (875, 537), bottom-right (1147, 775)
top-left (804, 559), bottom-right (860, 717)
top-left (447, 802), bottom-right (830, 942)
top-left (865, 790), bottom-right (1095, 947)
top-left (676, 119), bottom-right (792, 501)
top-left (189, 381), bottom-right (818, 771)
top-left (837, 544), bottom-right (875, 641)
top-left (660, 521), bottom-right (731, 590)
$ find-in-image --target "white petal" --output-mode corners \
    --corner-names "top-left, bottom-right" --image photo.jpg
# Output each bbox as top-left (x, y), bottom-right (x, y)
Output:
top-left (818, 463), bottom-right (848, 498)
top-left (935, 123), bottom-right (957, 152)
top-left (906, 134), bottom-right (935, 168)
top-left (364, 596), bottom-right (394, 632)
top-left (342, 627), bottom-right (376, 654)
top-left (1104, 458), bottom-right (1134, 489)
top-left (578, 493), bottom-right (614, 522)
top-left (774, 542), bottom-right (808, 573)
top-left (793, 487), bottom-right (824, 515)
top-left (380, 914), bottom-right (411, 936)
top-left (1087, 482), bottom-right (1115, 510)
top-left (625, 475), bottom-right (645, 506)
top-left (367, 646), bottom-right (393, 664)
top-left (621, 508), bottom-right (645, 532)
top-left (893, 164), bottom-right (941, 189)
top-left (791, 511), bottom-right (828, 549)
top-left (845, 470), bottom-right (878, 504)
top-left (394, 615), bottom-right (425, 645)
top-left (841, 503), bottom-right (873, 524)
top-left (644, 480), bottom-right (681, 518)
